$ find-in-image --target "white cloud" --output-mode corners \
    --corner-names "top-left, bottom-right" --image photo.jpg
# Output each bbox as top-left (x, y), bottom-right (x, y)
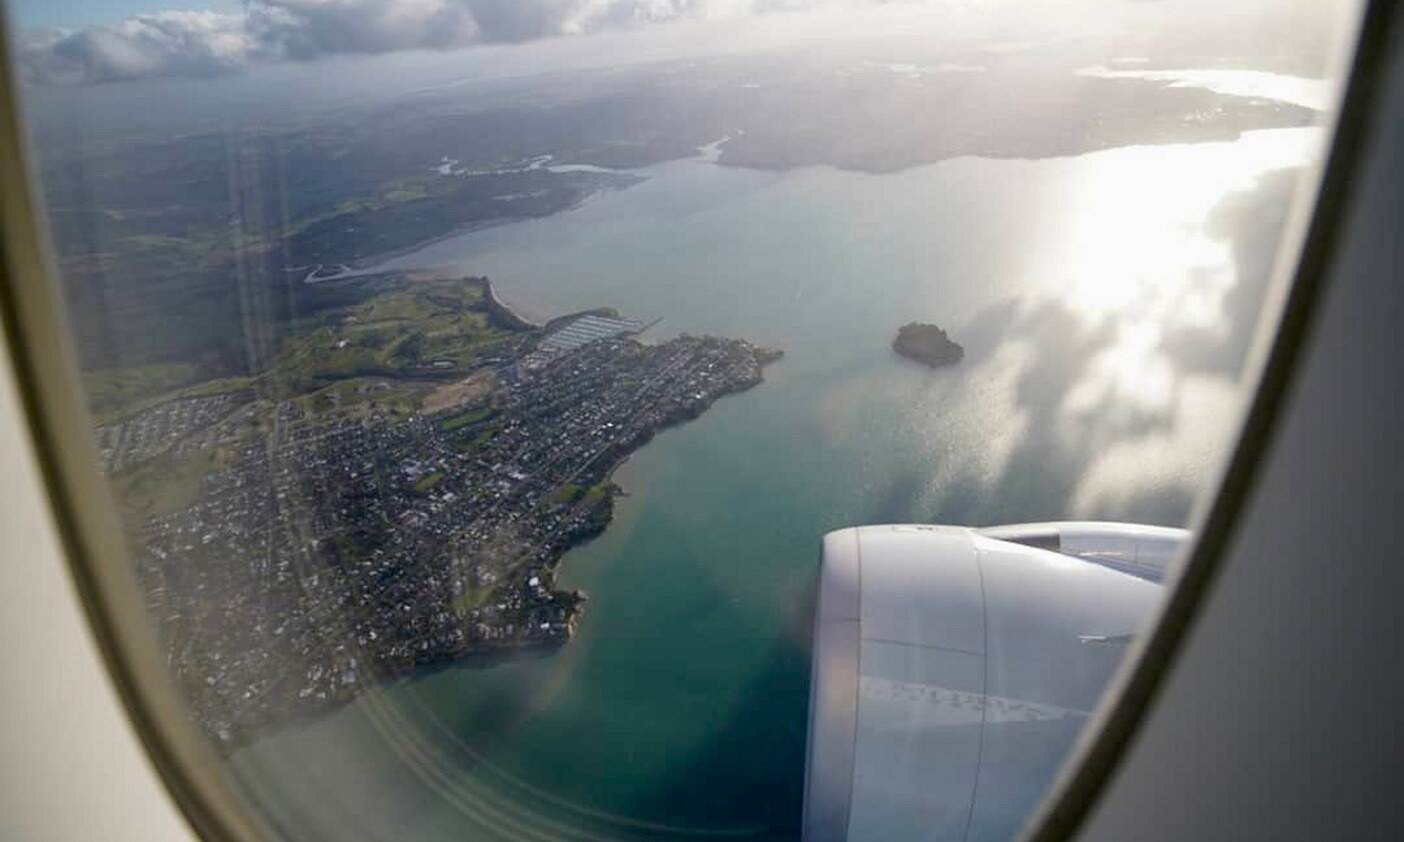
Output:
top-left (20, 10), bottom-right (265, 84)
top-left (16, 0), bottom-right (954, 85)
top-left (248, 0), bottom-right (482, 59)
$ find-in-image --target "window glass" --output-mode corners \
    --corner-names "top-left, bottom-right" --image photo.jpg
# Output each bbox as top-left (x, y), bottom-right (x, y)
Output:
top-left (5, 1), bottom-right (1359, 840)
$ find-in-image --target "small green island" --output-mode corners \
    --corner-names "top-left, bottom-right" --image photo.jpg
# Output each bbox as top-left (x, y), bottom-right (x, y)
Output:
top-left (893, 322), bottom-right (964, 367)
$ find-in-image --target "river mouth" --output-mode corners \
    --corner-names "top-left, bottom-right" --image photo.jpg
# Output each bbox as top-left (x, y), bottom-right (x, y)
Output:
top-left (228, 120), bottom-right (1320, 839)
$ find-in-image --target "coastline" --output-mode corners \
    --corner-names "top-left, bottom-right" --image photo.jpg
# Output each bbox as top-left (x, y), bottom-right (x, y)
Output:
top-left (301, 216), bottom-right (537, 284)
top-left (541, 342), bottom-right (783, 623)
top-left (305, 176), bottom-right (649, 285)
top-left (480, 278), bottom-right (542, 330)
top-left (225, 339), bottom-right (783, 755)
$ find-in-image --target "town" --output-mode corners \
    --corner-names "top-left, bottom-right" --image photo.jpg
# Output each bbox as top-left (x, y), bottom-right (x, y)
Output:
top-left (98, 287), bottom-right (780, 747)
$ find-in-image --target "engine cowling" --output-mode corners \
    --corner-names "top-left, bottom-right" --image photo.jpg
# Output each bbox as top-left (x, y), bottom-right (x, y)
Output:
top-left (803, 525), bottom-right (1170, 842)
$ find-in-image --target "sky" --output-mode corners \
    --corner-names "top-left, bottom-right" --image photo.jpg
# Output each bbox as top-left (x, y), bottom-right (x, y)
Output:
top-left (2, 1), bottom-right (972, 86)
top-left (10, 0), bottom-right (240, 29)
top-left (5, 0), bottom-right (1357, 88)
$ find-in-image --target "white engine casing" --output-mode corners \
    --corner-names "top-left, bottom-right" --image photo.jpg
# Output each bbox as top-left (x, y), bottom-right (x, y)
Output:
top-left (803, 525), bottom-right (1170, 842)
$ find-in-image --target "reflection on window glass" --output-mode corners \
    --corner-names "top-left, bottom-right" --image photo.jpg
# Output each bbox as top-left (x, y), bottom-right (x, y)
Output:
top-left (6, 0), bottom-right (1357, 839)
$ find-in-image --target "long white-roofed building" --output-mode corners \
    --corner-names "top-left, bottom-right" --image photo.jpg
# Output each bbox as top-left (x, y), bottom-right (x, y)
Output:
top-left (538, 314), bottom-right (648, 352)
top-left (520, 313), bottom-right (654, 370)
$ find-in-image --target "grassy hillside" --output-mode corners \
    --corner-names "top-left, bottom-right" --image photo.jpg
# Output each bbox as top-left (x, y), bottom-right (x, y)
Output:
top-left (91, 276), bottom-right (529, 424)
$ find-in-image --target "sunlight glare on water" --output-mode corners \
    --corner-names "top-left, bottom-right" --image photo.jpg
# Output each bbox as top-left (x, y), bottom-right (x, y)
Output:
top-left (1021, 127), bottom-right (1320, 429)
top-left (1049, 128), bottom-right (1319, 319)
top-left (894, 127), bottom-right (1322, 526)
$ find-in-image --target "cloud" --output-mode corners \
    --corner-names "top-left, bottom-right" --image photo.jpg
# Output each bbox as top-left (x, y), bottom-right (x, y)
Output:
top-left (15, 0), bottom-right (849, 85)
top-left (258, 0), bottom-right (488, 60)
top-left (19, 10), bottom-right (267, 85)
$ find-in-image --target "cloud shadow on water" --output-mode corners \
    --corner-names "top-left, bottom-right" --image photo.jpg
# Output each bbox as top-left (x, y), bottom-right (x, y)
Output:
top-left (1161, 167), bottom-right (1303, 378)
top-left (928, 166), bottom-right (1303, 529)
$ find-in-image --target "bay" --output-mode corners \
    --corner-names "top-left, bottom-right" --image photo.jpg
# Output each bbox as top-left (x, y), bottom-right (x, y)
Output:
top-left (229, 125), bottom-right (1319, 841)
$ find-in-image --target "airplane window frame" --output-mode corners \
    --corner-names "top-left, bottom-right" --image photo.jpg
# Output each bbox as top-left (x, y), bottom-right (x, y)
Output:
top-left (0, 3), bottom-right (1388, 839)
top-left (0, 10), bottom-right (265, 841)
top-left (1024, 2), bottom-right (1389, 838)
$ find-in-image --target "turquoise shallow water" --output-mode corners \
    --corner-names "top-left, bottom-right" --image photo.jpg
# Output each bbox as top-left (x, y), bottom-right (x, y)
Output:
top-left (229, 128), bottom-right (1318, 840)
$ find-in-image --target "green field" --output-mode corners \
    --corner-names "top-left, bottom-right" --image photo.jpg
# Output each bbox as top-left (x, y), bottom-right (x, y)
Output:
top-left (413, 472), bottom-right (444, 492)
top-left (267, 278), bottom-right (511, 385)
top-left (455, 581), bottom-right (499, 617)
top-left (440, 405), bottom-right (496, 432)
top-left (293, 377), bottom-right (426, 420)
top-left (92, 277), bottom-right (523, 424)
top-left (552, 483), bottom-right (584, 505)
top-left (450, 427), bottom-right (498, 453)
top-left (115, 446), bottom-right (223, 518)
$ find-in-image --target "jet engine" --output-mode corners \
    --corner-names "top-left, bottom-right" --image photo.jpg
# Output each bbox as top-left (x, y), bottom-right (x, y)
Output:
top-left (803, 523), bottom-right (1184, 842)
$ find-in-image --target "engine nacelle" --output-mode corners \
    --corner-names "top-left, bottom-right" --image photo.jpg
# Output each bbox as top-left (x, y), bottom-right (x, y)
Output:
top-left (978, 522), bottom-right (1188, 584)
top-left (803, 524), bottom-right (1173, 842)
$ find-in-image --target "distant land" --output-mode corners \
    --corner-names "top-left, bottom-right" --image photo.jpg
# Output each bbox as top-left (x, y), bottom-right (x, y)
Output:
top-left (893, 322), bottom-right (964, 368)
top-left (33, 54), bottom-right (1315, 384)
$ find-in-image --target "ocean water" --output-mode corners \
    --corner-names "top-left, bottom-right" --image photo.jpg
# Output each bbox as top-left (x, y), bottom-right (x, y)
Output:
top-left (229, 126), bottom-right (1320, 840)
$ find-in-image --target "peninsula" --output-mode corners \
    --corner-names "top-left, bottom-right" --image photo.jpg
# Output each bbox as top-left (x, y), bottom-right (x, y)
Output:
top-left (893, 322), bottom-right (964, 367)
top-left (95, 276), bottom-right (780, 748)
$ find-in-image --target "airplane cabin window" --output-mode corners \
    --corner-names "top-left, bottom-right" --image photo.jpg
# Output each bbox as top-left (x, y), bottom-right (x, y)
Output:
top-left (0, 1), bottom-right (1365, 840)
